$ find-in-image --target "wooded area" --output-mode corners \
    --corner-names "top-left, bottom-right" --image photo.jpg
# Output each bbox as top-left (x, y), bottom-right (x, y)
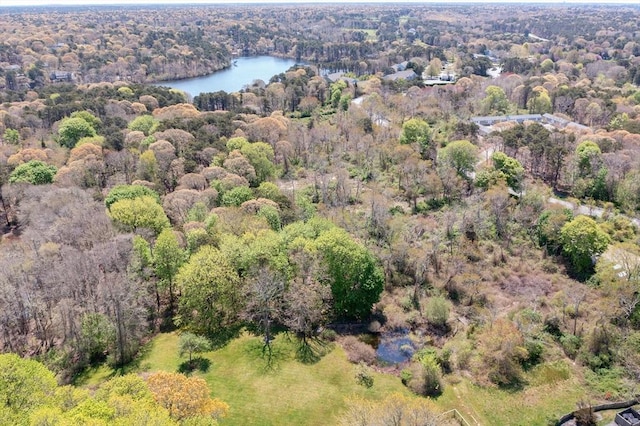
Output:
top-left (1, 3), bottom-right (640, 425)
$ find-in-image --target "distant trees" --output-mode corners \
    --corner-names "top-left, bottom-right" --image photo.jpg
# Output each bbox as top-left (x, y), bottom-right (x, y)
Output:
top-left (105, 184), bottom-right (161, 210)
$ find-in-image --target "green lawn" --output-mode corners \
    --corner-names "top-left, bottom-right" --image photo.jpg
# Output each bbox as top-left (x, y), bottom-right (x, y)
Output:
top-left (80, 332), bottom-right (413, 425)
top-left (76, 332), bottom-right (594, 425)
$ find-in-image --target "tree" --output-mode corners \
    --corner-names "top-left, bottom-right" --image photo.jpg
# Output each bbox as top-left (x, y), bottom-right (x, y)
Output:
top-left (575, 140), bottom-right (602, 178)
top-left (482, 85), bottom-right (509, 114)
top-left (527, 86), bottom-right (552, 114)
top-left (58, 116), bottom-right (97, 149)
top-left (221, 185), bottom-right (254, 207)
top-left (105, 184), bottom-right (161, 210)
top-left (315, 227), bottom-right (384, 319)
top-left (146, 371), bottom-right (228, 422)
top-left (176, 246), bottom-right (242, 336)
top-left (79, 313), bottom-right (116, 364)
top-left (179, 332), bottom-right (211, 363)
top-left (243, 267), bottom-right (286, 356)
top-left (0, 353), bottom-right (57, 424)
top-left (2, 128), bottom-right (20, 145)
top-left (128, 115), bottom-right (159, 136)
top-left (491, 152), bottom-right (524, 191)
top-left (154, 228), bottom-right (186, 312)
top-left (400, 118), bottom-right (432, 159)
top-left (438, 140), bottom-right (478, 180)
top-left (8, 160), bottom-right (57, 185)
top-left (427, 57), bottom-right (443, 77)
top-left (477, 319), bottom-right (528, 387)
top-left (339, 393), bottom-right (439, 426)
top-left (561, 216), bottom-right (611, 276)
top-left (108, 195), bottom-right (170, 235)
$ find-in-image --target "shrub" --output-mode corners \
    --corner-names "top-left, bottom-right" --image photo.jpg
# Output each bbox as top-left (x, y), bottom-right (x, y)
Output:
top-left (355, 363), bottom-right (374, 388)
top-left (320, 328), bottom-right (337, 342)
top-left (424, 296), bottom-right (450, 328)
top-left (404, 356), bottom-right (443, 397)
top-left (341, 336), bottom-right (376, 365)
top-left (560, 334), bottom-right (582, 359)
top-left (400, 368), bottom-right (413, 385)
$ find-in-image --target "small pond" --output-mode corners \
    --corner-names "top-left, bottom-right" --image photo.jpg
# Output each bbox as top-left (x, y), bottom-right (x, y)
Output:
top-left (362, 330), bottom-right (416, 365)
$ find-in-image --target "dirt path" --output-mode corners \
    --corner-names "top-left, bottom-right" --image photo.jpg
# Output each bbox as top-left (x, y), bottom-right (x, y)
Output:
top-left (451, 385), bottom-right (483, 426)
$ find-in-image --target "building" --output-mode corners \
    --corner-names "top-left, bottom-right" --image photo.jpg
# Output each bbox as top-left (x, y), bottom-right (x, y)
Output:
top-left (50, 71), bottom-right (74, 82)
top-left (383, 69), bottom-right (418, 82)
top-left (615, 407), bottom-right (640, 426)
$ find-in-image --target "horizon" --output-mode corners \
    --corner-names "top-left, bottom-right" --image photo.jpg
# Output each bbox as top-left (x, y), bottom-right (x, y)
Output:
top-left (1, 0), bottom-right (640, 7)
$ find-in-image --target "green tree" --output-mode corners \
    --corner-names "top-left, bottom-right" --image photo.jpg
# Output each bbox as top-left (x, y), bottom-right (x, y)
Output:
top-left (241, 142), bottom-right (276, 185)
top-left (108, 195), bottom-right (170, 235)
top-left (400, 118), bottom-right (431, 159)
top-left (105, 184), bottom-right (161, 210)
top-left (561, 216), bottom-right (611, 276)
top-left (8, 160), bottom-right (57, 184)
top-left (80, 313), bottom-right (116, 364)
top-left (128, 115), bottom-right (159, 136)
top-left (258, 205), bottom-right (281, 231)
top-left (329, 80), bottom-right (347, 108)
top-left (179, 332), bottom-right (211, 363)
top-left (0, 353), bottom-right (57, 424)
top-left (438, 140), bottom-right (478, 180)
top-left (58, 116), bottom-right (97, 148)
top-left (2, 128), bottom-right (20, 145)
top-left (154, 228), bottom-right (186, 311)
top-left (222, 186), bottom-right (254, 207)
top-left (71, 110), bottom-right (102, 130)
top-left (537, 207), bottom-right (573, 254)
top-left (177, 246), bottom-right (242, 336)
top-left (482, 85), bottom-right (510, 114)
top-left (527, 87), bottom-right (552, 114)
top-left (576, 140), bottom-right (602, 178)
top-left (315, 228), bottom-right (384, 319)
top-left (492, 151), bottom-right (525, 190)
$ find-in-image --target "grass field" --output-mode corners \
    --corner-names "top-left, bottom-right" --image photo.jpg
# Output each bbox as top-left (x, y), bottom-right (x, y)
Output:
top-left (79, 332), bottom-right (414, 425)
top-left (76, 332), bottom-right (597, 425)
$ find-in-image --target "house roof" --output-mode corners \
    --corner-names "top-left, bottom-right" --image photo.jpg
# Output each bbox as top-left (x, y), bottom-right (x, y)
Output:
top-left (383, 70), bottom-right (417, 81)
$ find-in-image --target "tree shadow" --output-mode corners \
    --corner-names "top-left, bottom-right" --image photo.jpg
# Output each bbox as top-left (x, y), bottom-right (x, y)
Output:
top-left (245, 338), bottom-right (289, 373)
top-left (208, 325), bottom-right (243, 350)
top-left (177, 357), bottom-right (211, 375)
top-left (296, 337), bottom-right (332, 365)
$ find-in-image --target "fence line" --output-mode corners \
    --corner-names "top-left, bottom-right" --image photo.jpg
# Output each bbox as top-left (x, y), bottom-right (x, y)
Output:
top-left (438, 408), bottom-right (478, 426)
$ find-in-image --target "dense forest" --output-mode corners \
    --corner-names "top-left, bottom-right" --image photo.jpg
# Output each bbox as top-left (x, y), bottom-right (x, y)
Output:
top-left (1, 3), bottom-right (640, 425)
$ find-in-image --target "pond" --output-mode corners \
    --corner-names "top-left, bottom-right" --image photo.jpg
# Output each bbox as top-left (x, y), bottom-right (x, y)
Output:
top-left (154, 56), bottom-right (303, 98)
top-left (362, 330), bottom-right (416, 365)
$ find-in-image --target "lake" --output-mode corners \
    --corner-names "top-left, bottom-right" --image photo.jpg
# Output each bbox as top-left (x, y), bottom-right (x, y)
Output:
top-left (155, 56), bottom-right (302, 98)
